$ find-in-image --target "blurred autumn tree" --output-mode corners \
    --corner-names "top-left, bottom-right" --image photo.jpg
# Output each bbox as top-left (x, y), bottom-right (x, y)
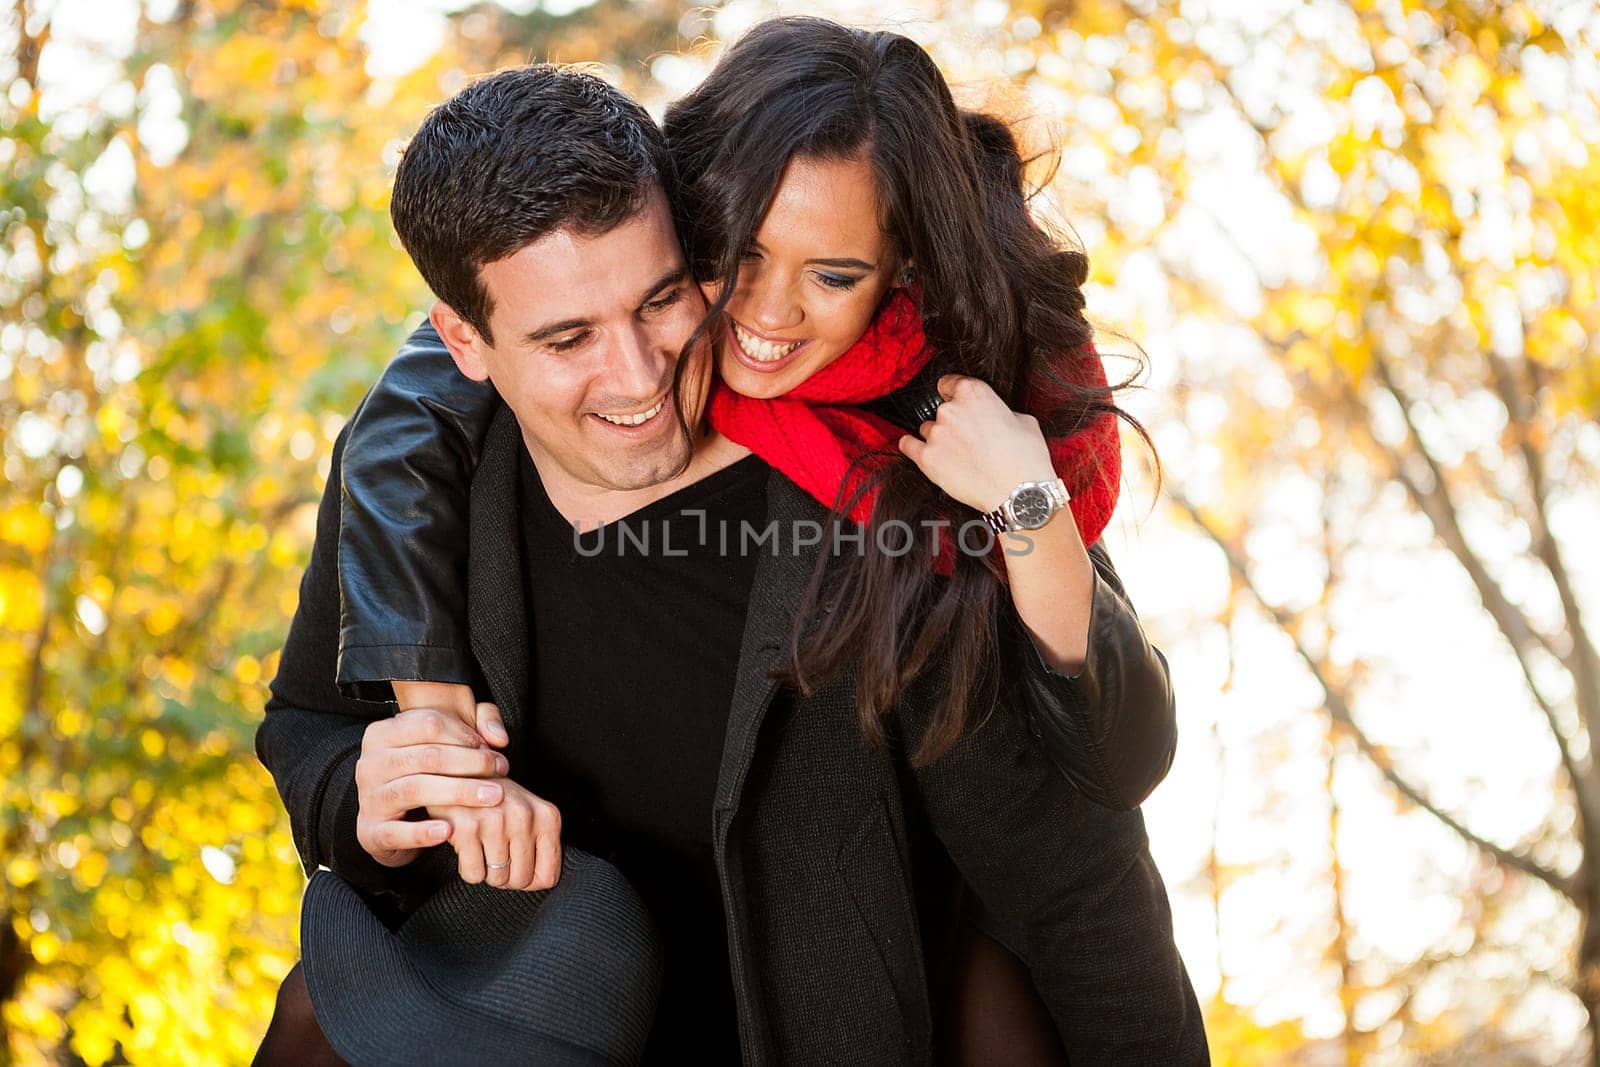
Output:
top-left (930, 0), bottom-right (1597, 1058)
top-left (8, 0), bottom-right (1599, 1061)
top-left (0, 0), bottom-right (716, 1059)
top-left (3, 0), bottom-right (446, 1061)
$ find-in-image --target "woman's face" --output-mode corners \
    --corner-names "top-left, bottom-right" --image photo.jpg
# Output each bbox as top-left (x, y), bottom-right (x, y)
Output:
top-left (707, 153), bottom-right (903, 399)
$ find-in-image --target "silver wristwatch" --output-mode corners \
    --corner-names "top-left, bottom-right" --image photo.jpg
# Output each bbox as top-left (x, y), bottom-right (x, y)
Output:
top-left (983, 477), bottom-right (1071, 534)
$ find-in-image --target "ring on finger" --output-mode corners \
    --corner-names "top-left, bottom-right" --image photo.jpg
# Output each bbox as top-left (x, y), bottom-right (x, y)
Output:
top-left (486, 861), bottom-right (510, 870)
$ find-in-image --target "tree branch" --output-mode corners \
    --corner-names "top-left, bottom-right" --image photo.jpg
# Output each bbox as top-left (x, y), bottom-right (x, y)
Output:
top-left (1362, 353), bottom-right (1569, 667)
top-left (1151, 252), bottom-right (1590, 824)
top-left (1173, 490), bottom-right (1578, 903)
top-left (1489, 350), bottom-right (1600, 765)
top-left (1323, 339), bottom-right (1599, 846)
top-left (13, 0), bottom-right (49, 88)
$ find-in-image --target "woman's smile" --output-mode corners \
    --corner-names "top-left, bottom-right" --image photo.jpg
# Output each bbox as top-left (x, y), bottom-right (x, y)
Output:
top-left (726, 317), bottom-right (811, 374)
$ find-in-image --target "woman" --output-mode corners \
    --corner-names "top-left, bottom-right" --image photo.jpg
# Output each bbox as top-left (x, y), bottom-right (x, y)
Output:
top-left (330, 17), bottom-right (1181, 1061)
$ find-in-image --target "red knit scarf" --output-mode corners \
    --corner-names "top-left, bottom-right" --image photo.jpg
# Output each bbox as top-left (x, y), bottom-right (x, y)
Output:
top-left (706, 290), bottom-right (1121, 557)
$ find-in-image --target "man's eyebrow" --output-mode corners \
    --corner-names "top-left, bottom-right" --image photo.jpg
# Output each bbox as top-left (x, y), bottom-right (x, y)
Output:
top-left (637, 267), bottom-right (688, 303)
top-left (748, 240), bottom-right (875, 272)
top-left (519, 268), bottom-right (689, 345)
top-left (522, 316), bottom-right (593, 345)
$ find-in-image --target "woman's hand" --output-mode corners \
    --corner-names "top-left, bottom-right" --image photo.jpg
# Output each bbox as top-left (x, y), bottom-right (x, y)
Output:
top-left (896, 374), bottom-right (1057, 514)
top-left (393, 679), bottom-right (509, 749)
top-left (897, 374), bottom-right (1096, 674)
top-left (428, 778), bottom-right (563, 892)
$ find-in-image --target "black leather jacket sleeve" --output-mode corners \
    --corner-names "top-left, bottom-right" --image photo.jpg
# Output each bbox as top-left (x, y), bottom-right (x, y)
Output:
top-left (257, 425), bottom-right (457, 908)
top-left (1013, 543), bottom-right (1178, 811)
top-left (336, 320), bottom-right (495, 698)
top-left (335, 319), bottom-right (1176, 808)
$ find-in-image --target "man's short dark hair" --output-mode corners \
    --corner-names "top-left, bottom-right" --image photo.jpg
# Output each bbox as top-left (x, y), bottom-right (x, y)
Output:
top-left (390, 65), bottom-right (669, 343)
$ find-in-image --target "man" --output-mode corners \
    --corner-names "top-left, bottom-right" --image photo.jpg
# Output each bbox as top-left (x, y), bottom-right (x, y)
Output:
top-left (256, 65), bottom-right (1207, 1064)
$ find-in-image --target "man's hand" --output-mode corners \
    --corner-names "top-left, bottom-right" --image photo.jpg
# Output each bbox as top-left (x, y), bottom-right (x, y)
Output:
top-left (430, 778), bottom-right (563, 891)
top-left (355, 707), bottom-right (510, 868)
top-left (392, 679), bottom-right (509, 748)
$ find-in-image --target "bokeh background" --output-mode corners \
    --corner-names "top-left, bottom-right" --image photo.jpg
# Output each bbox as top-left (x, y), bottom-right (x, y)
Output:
top-left (3, 0), bottom-right (1597, 1062)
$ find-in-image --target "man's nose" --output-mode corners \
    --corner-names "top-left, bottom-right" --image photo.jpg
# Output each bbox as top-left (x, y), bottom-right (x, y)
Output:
top-left (608, 322), bottom-right (669, 399)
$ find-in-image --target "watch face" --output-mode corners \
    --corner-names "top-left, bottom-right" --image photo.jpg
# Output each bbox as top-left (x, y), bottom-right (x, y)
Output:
top-left (1010, 486), bottom-right (1054, 529)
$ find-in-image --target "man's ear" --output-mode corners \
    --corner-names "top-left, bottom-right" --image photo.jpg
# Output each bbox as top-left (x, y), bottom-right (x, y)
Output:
top-left (430, 301), bottom-right (491, 382)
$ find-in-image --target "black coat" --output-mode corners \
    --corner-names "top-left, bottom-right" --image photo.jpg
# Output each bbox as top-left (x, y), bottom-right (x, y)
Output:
top-left (257, 406), bottom-right (1210, 1065)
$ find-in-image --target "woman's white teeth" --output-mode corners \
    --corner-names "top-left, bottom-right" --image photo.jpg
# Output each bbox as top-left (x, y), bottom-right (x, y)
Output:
top-left (734, 322), bottom-right (802, 363)
top-left (596, 398), bottom-right (665, 426)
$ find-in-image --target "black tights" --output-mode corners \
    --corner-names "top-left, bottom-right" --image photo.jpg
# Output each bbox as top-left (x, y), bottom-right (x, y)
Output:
top-left (252, 962), bottom-right (348, 1067)
top-left (947, 921), bottom-right (1067, 1065)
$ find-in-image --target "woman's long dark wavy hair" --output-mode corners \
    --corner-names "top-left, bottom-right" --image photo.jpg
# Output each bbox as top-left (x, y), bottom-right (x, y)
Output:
top-left (664, 16), bottom-right (1155, 764)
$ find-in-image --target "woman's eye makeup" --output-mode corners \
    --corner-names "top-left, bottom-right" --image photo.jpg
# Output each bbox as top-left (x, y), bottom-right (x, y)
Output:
top-left (737, 243), bottom-right (867, 291)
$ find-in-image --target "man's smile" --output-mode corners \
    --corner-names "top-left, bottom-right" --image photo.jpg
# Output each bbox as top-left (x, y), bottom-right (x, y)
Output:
top-left (588, 392), bottom-right (671, 432)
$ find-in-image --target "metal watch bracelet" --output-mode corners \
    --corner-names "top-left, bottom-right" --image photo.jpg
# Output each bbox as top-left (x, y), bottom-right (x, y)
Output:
top-left (982, 477), bottom-right (1071, 534)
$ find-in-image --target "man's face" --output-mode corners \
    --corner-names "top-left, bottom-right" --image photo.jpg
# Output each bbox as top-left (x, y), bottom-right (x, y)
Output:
top-left (435, 189), bottom-right (710, 499)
